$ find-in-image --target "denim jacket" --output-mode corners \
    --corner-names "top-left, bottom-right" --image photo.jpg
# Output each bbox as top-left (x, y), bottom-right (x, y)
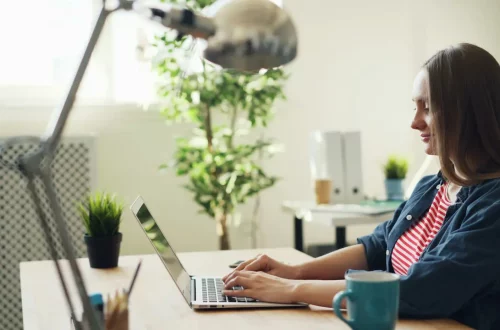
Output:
top-left (357, 172), bottom-right (500, 330)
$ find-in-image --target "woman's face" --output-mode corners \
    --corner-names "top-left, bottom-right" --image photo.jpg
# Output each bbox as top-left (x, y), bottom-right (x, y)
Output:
top-left (411, 70), bottom-right (436, 155)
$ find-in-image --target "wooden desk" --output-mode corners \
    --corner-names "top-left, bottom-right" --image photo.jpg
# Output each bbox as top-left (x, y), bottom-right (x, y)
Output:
top-left (20, 248), bottom-right (470, 329)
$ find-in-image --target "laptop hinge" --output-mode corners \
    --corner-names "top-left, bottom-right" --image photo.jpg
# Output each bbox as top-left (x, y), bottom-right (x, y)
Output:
top-left (191, 277), bottom-right (196, 306)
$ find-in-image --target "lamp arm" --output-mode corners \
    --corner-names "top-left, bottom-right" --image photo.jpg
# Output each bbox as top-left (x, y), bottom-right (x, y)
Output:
top-left (11, 2), bottom-right (215, 329)
top-left (42, 6), bottom-right (112, 155)
top-left (0, 1), bottom-right (297, 329)
top-left (17, 4), bottom-right (114, 330)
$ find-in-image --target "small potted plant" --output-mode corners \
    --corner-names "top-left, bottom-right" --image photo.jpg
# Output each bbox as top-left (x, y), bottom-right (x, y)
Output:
top-left (78, 191), bottom-right (123, 269)
top-left (383, 155), bottom-right (409, 200)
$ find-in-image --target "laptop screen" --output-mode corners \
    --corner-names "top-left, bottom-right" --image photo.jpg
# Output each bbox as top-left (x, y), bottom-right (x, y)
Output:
top-left (131, 196), bottom-right (191, 305)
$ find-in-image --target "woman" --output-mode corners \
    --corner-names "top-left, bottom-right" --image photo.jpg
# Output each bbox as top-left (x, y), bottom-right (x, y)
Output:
top-left (222, 43), bottom-right (500, 330)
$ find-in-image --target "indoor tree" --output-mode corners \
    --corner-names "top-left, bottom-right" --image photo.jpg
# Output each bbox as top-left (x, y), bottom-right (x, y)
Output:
top-left (153, 0), bottom-right (289, 250)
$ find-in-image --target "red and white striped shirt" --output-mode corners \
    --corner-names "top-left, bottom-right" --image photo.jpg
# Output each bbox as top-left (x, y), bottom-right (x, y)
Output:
top-left (391, 182), bottom-right (451, 275)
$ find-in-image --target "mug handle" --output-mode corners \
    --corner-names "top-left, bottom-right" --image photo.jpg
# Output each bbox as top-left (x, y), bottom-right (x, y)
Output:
top-left (333, 290), bottom-right (355, 328)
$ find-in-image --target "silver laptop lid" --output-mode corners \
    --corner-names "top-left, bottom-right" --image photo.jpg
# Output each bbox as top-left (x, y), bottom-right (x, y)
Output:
top-left (130, 196), bottom-right (191, 305)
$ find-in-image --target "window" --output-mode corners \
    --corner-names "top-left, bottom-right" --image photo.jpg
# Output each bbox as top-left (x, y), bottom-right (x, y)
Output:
top-left (0, 0), bottom-right (285, 107)
top-left (0, 0), bottom-right (110, 105)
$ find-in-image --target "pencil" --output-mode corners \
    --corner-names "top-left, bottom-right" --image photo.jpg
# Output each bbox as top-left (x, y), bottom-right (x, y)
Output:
top-left (127, 259), bottom-right (143, 299)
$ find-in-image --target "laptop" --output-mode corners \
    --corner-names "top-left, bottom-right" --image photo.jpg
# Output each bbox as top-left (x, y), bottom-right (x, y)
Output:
top-left (130, 196), bottom-right (307, 310)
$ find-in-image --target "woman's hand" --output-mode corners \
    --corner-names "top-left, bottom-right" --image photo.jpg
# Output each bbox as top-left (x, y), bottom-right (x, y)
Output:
top-left (222, 254), bottom-right (300, 283)
top-left (222, 270), bottom-right (299, 304)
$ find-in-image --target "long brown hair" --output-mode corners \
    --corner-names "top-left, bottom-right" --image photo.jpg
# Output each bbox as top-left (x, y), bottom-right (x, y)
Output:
top-left (424, 43), bottom-right (500, 186)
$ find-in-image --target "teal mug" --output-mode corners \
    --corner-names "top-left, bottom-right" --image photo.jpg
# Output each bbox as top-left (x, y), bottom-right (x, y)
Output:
top-left (333, 271), bottom-right (400, 330)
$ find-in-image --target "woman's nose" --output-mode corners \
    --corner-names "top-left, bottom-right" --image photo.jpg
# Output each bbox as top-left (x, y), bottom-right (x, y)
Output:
top-left (411, 110), bottom-right (427, 131)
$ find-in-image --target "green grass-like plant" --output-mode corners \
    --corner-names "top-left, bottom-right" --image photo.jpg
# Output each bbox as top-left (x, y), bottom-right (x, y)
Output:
top-left (78, 192), bottom-right (123, 237)
top-left (383, 155), bottom-right (409, 180)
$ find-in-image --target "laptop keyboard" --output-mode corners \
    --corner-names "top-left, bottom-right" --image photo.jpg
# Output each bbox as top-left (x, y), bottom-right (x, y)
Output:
top-left (201, 278), bottom-right (257, 303)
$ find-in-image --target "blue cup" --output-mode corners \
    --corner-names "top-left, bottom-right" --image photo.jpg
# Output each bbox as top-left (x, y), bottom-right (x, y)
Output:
top-left (333, 271), bottom-right (400, 330)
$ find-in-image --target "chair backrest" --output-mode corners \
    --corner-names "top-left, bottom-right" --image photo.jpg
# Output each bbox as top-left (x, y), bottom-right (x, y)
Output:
top-left (0, 136), bottom-right (96, 330)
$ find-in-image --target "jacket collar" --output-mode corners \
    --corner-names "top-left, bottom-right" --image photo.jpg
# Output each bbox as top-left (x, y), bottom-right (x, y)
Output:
top-left (435, 170), bottom-right (475, 203)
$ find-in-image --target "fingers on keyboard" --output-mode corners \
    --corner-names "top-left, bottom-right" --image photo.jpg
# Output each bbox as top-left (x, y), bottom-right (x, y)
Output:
top-left (204, 279), bottom-right (258, 304)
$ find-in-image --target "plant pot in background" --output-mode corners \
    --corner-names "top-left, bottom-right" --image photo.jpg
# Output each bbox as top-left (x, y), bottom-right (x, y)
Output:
top-left (385, 179), bottom-right (404, 201)
top-left (84, 233), bottom-right (122, 269)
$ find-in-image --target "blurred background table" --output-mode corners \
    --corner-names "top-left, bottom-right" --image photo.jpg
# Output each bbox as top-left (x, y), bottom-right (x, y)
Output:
top-left (282, 200), bottom-right (401, 254)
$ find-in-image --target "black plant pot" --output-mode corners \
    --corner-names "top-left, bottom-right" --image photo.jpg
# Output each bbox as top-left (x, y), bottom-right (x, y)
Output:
top-left (84, 233), bottom-right (122, 269)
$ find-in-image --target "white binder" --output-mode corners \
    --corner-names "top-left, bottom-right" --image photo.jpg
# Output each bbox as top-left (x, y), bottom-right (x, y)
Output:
top-left (324, 131), bottom-right (347, 204)
top-left (309, 130), bottom-right (364, 205)
top-left (342, 131), bottom-right (364, 204)
top-left (309, 131), bottom-right (346, 204)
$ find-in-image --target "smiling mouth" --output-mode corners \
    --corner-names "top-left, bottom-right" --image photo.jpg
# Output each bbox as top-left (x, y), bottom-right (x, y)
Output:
top-left (421, 134), bottom-right (431, 142)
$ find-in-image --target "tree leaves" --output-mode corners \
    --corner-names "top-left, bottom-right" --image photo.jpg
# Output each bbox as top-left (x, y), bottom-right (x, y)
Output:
top-left (160, 0), bottom-right (218, 11)
top-left (163, 134), bottom-right (283, 217)
top-left (154, 0), bottom-right (289, 217)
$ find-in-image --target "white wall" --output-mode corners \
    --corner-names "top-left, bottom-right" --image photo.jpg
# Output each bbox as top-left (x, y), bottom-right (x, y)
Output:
top-left (2, 0), bottom-right (500, 255)
top-left (256, 0), bottom-right (500, 250)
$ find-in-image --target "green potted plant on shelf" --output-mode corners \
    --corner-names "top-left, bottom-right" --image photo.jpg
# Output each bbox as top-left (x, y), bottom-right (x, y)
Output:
top-left (383, 155), bottom-right (409, 200)
top-left (152, 0), bottom-right (289, 250)
top-left (78, 191), bottom-right (123, 269)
